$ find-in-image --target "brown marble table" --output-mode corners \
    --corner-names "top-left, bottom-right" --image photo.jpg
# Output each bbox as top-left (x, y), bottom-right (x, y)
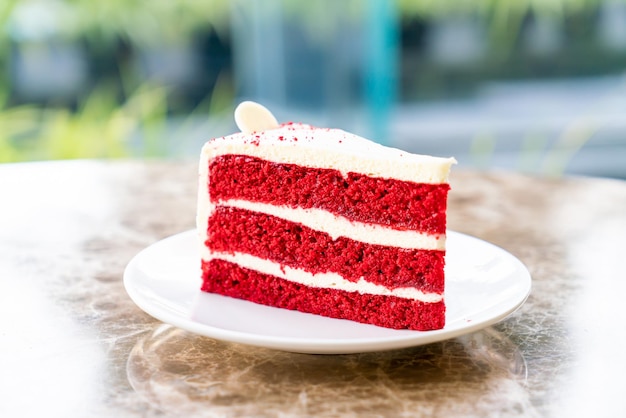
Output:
top-left (1, 160), bottom-right (626, 417)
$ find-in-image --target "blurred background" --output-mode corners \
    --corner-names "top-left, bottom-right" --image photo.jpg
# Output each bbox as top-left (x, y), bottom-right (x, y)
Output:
top-left (1, 0), bottom-right (625, 178)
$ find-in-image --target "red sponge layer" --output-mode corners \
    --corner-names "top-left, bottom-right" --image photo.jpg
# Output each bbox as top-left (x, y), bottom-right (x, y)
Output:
top-left (202, 259), bottom-right (446, 331)
top-left (208, 207), bottom-right (445, 292)
top-left (208, 155), bottom-right (450, 234)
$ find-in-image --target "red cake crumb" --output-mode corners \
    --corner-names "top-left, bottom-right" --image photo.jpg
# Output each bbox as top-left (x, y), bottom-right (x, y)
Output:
top-left (209, 155), bottom-right (449, 234)
top-left (202, 259), bottom-right (445, 331)
top-left (208, 206), bottom-right (444, 292)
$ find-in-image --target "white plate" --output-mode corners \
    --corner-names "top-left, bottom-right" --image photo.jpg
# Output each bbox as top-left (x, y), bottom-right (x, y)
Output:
top-left (124, 230), bottom-right (531, 354)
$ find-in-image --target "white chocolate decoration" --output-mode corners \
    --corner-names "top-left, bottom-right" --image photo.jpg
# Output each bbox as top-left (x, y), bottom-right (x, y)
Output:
top-left (234, 101), bottom-right (280, 134)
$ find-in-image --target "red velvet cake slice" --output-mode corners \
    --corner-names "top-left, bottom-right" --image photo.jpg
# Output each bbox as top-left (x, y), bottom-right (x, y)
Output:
top-left (197, 102), bottom-right (455, 330)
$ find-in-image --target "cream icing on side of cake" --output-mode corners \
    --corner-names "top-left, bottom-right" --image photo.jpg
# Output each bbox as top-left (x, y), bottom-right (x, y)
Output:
top-left (197, 155), bottom-right (211, 244)
top-left (201, 124), bottom-right (455, 184)
top-left (204, 249), bottom-right (443, 303)
top-left (205, 199), bottom-right (445, 250)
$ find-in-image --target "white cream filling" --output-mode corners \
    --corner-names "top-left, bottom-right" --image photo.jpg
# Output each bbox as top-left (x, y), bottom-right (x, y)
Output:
top-left (204, 249), bottom-right (443, 303)
top-left (202, 124), bottom-right (456, 184)
top-left (207, 199), bottom-right (445, 250)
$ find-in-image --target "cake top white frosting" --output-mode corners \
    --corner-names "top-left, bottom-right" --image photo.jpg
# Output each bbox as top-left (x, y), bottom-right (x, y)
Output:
top-left (202, 102), bottom-right (456, 184)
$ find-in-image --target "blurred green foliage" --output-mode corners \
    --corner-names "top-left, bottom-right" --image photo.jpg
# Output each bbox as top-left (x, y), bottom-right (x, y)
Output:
top-left (0, 75), bottom-right (234, 162)
top-left (398, 0), bottom-right (603, 49)
top-left (0, 0), bottom-right (618, 165)
top-left (0, 84), bottom-right (166, 162)
top-left (0, 0), bottom-right (232, 163)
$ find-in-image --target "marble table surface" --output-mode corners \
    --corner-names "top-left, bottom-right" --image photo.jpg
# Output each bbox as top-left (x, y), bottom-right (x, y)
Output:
top-left (1, 160), bottom-right (626, 417)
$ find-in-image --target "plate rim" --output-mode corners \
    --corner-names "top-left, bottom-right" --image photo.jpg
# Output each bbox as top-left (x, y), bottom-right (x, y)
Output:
top-left (123, 229), bottom-right (531, 354)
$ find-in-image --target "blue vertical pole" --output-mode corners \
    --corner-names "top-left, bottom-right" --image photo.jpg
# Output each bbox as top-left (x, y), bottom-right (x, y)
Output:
top-left (364, 0), bottom-right (399, 145)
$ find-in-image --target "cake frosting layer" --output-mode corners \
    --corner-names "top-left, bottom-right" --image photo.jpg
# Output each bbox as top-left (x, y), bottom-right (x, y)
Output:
top-left (207, 154), bottom-right (450, 233)
top-left (207, 207), bottom-right (445, 292)
top-left (203, 251), bottom-right (442, 301)
top-left (202, 259), bottom-right (446, 330)
top-left (202, 123), bottom-right (456, 184)
top-left (207, 200), bottom-right (445, 250)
